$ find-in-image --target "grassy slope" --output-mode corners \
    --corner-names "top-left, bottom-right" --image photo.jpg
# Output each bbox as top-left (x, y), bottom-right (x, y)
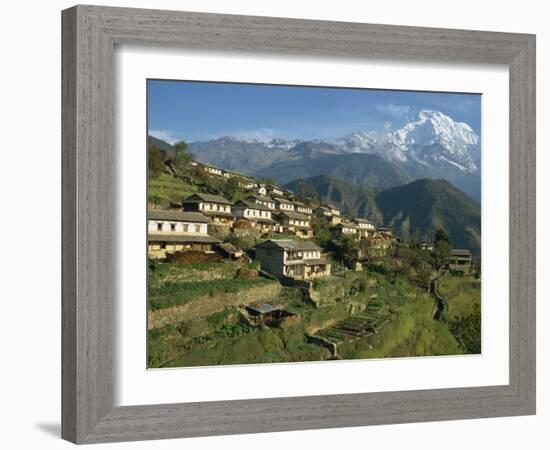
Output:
top-left (148, 173), bottom-right (198, 208)
top-left (438, 274), bottom-right (481, 320)
top-left (149, 268), bottom-right (468, 368)
top-left (338, 277), bottom-right (463, 359)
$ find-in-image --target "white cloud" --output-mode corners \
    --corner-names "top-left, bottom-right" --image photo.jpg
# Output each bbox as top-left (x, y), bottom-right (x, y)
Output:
top-left (227, 127), bottom-right (277, 142)
top-left (149, 129), bottom-right (180, 145)
top-left (376, 104), bottom-right (412, 117)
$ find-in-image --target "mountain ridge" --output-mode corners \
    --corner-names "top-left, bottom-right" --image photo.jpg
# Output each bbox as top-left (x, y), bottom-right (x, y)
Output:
top-left (183, 109), bottom-right (481, 202)
top-left (285, 175), bottom-right (481, 255)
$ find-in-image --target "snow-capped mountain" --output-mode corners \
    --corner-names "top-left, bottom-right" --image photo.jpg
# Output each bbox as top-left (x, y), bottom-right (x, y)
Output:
top-left (265, 138), bottom-right (303, 150)
top-left (337, 110), bottom-right (480, 173)
top-left (185, 110), bottom-right (481, 201)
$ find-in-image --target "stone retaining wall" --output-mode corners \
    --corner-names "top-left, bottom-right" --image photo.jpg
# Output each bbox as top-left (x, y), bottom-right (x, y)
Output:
top-left (148, 282), bottom-right (281, 330)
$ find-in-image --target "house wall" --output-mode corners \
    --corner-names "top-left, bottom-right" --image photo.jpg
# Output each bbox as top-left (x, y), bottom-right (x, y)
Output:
top-left (148, 220), bottom-right (208, 235)
top-left (255, 247), bottom-right (286, 277)
top-left (296, 206), bottom-right (313, 215)
top-left (198, 202), bottom-right (231, 214)
top-left (244, 208), bottom-right (271, 219)
top-left (205, 167), bottom-right (223, 176)
top-left (233, 206), bottom-right (272, 220)
top-left (289, 218), bottom-right (310, 227)
top-left (278, 202), bottom-right (294, 211)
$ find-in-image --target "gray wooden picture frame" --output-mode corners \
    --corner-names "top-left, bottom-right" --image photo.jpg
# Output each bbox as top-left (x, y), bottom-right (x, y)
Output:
top-left (61, 5), bottom-right (536, 444)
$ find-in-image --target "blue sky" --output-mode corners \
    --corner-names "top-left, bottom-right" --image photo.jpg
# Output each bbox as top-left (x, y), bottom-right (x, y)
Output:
top-left (147, 79), bottom-right (481, 144)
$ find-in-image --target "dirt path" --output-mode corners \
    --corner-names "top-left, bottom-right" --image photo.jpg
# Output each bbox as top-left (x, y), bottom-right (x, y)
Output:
top-left (430, 271), bottom-right (447, 321)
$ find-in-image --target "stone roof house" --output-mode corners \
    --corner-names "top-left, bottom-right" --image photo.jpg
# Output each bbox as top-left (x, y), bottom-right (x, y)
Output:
top-left (314, 205), bottom-right (342, 225)
top-left (254, 239), bottom-right (331, 280)
top-left (232, 200), bottom-right (275, 231)
top-left (293, 201), bottom-right (313, 216)
top-left (352, 218), bottom-right (376, 238)
top-left (448, 249), bottom-right (473, 272)
top-left (147, 209), bottom-right (221, 258)
top-left (245, 194), bottom-right (276, 210)
top-left (331, 222), bottom-right (358, 238)
top-left (276, 211), bottom-right (313, 238)
top-left (181, 193), bottom-right (234, 225)
top-left (273, 197), bottom-right (295, 212)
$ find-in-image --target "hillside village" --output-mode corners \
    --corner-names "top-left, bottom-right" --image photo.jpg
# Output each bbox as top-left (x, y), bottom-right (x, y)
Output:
top-left (147, 140), bottom-right (480, 368)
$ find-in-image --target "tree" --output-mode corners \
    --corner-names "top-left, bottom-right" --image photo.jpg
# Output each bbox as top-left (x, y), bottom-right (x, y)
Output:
top-left (172, 140), bottom-right (192, 173)
top-left (434, 228), bottom-right (452, 245)
top-left (224, 177), bottom-right (242, 201)
top-left (357, 238), bottom-right (374, 263)
top-left (147, 145), bottom-right (166, 179)
top-left (312, 219), bottom-right (332, 249)
top-left (333, 234), bottom-right (357, 267)
top-left (447, 303), bottom-right (481, 354)
top-left (432, 228), bottom-right (452, 270)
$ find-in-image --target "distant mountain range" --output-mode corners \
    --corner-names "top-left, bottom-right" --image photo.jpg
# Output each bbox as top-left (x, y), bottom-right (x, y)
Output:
top-left (375, 179), bottom-right (481, 253)
top-left (285, 175), bottom-right (481, 254)
top-left (185, 110), bottom-right (481, 202)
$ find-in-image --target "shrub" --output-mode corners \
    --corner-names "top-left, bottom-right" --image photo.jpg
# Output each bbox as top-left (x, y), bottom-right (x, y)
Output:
top-left (233, 219), bottom-right (252, 229)
top-left (165, 250), bottom-right (223, 264)
top-left (235, 267), bottom-right (258, 279)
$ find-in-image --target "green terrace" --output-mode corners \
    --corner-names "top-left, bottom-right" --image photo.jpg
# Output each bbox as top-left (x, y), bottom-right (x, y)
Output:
top-left (149, 277), bottom-right (275, 311)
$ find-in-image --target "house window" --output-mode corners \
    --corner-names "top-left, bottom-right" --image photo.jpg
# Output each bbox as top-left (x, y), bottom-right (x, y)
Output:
top-left (183, 224), bottom-right (189, 232)
top-left (170, 223), bottom-right (176, 232)
top-left (157, 222), bottom-right (163, 232)
top-left (195, 224), bottom-right (201, 233)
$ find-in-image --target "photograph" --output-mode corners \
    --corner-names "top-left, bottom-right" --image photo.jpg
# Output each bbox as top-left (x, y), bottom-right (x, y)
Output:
top-left (146, 80), bottom-right (482, 369)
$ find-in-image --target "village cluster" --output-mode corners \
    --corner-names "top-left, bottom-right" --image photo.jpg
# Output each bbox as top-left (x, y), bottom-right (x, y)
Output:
top-left (148, 160), bottom-right (472, 279)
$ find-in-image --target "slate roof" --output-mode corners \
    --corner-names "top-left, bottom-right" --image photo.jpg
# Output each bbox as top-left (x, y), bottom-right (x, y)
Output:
top-left (277, 211), bottom-right (310, 221)
top-left (147, 233), bottom-right (221, 243)
top-left (182, 193), bottom-right (232, 205)
top-left (233, 200), bottom-right (273, 212)
top-left (147, 210), bottom-right (210, 223)
top-left (246, 194), bottom-right (275, 204)
top-left (452, 249), bottom-right (472, 257)
top-left (217, 242), bottom-right (243, 255)
top-left (331, 223), bottom-right (358, 230)
top-left (273, 197), bottom-right (293, 205)
top-left (255, 239), bottom-right (321, 252)
top-left (246, 303), bottom-right (281, 314)
top-left (352, 218), bottom-right (373, 224)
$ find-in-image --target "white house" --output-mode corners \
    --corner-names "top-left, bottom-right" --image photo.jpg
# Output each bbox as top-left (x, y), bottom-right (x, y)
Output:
top-left (273, 197), bottom-right (295, 212)
top-left (352, 218), bottom-right (375, 238)
top-left (267, 185), bottom-right (284, 197)
top-left (202, 164), bottom-right (223, 176)
top-left (232, 200), bottom-right (275, 231)
top-left (246, 194), bottom-right (276, 210)
top-left (294, 201), bottom-right (313, 216)
top-left (331, 222), bottom-right (358, 238)
top-left (182, 193), bottom-right (234, 225)
top-left (254, 239), bottom-right (331, 280)
top-left (314, 205), bottom-right (342, 225)
top-left (147, 210), bottom-right (221, 258)
top-left (276, 211), bottom-right (313, 238)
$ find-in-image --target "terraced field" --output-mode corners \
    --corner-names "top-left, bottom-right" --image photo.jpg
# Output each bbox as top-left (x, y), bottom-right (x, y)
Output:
top-left (313, 300), bottom-right (393, 347)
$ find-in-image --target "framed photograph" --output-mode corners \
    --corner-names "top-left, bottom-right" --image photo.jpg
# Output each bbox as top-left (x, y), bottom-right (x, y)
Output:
top-left (62, 5), bottom-right (536, 444)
